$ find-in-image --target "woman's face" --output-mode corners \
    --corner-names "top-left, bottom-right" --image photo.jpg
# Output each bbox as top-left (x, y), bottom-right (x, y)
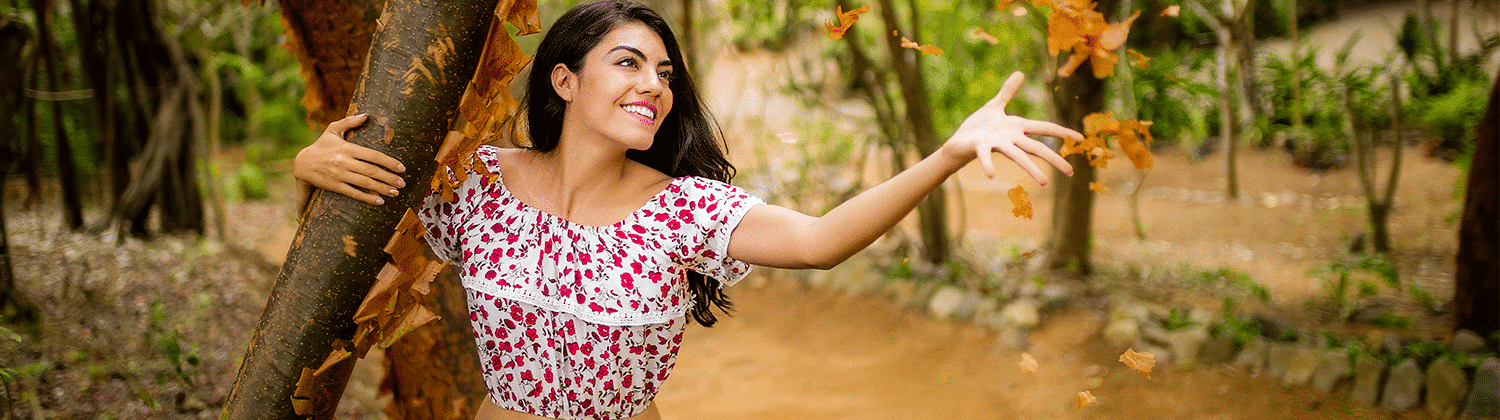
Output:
top-left (555, 21), bottom-right (675, 152)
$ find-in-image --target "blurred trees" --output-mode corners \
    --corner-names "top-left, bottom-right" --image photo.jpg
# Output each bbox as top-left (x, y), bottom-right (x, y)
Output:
top-left (1453, 72), bottom-right (1498, 338)
top-left (0, 17), bottom-right (38, 325)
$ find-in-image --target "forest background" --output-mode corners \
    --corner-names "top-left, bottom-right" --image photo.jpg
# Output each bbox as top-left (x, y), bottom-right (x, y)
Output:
top-left (0, 0), bottom-right (1496, 418)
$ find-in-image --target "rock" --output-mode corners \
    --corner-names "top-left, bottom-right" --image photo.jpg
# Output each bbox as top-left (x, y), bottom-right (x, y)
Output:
top-left (928, 286), bottom-right (967, 319)
top-left (1139, 321), bottom-right (1170, 347)
top-left (1462, 358), bottom-right (1499, 419)
top-left (1311, 350), bottom-right (1352, 393)
top-left (1202, 334), bottom-right (1237, 365)
top-left (1425, 358), bottom-right (1469, 419)
top-left (1249, 313), bottom-right (1298, 341)
top-left (1166, 326), bottom-right (1210, 366)
top-left (1039, 284), bottom-right (1070, 307)
top-left (1000, 298), bottom-right (1041, 328)
top-left (1352, 354), bottom-right (1386, 405)
top-left (1380, 359), bottom-right (1423, 413)
top-left (1233, 337), bottom-right (1269, 372)
top-left (1451, 329), bottom-right (1489, 354)
top-left (1104, 318), bottom-right (1140, 349)
top-left (1267, 342), bottom-right (1299, 379)
top-left (1282, 346), bottom-right (1322, 387)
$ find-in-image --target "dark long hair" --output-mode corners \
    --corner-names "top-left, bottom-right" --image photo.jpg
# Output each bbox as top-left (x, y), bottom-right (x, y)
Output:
top-left (520, 0), bottom-right (737, 326)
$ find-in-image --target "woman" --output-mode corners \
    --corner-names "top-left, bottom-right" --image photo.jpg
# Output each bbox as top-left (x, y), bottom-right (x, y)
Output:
top-left (294, 1), bottom-right (1080, 419)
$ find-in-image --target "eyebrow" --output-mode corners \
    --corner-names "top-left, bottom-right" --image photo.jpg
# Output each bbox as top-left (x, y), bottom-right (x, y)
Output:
top-left (609, 45), bottom-right (673, 68)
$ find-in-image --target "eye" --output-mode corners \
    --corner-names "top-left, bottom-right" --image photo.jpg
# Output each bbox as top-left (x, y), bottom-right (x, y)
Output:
top-left (658, 70), bottom-right (674, 82)
top-left (616, 57), bottom-right (638, 68)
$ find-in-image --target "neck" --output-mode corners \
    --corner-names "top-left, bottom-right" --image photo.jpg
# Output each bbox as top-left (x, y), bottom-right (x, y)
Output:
top-left (532, 130), bottom-right (635, 217)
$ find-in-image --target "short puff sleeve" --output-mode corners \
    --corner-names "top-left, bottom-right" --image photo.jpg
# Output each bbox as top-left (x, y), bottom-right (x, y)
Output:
top-left (677, 178), bottom-right (763, 287)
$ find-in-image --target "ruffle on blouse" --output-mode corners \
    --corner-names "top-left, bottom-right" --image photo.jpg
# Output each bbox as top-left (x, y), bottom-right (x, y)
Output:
top-left (419, 145), bottom-right (762, 326)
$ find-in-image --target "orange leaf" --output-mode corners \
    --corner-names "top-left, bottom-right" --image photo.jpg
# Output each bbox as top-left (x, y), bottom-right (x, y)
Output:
top-left (1097, 10), bottom-right (1140, 50)
top-left (1128, 49), bottom-right (1151, 70)
top-left (1119, 348), bottom-right (1157, 379)
top-left (1019, 352), bottom-right (1040, 373)
top-left (1083, 112), bottom-right (1120, 136)
top-left (1078, 390), bottom-right (1098, 408)
top-left (1089, 181), bottom-right (1110, 194)
top-left (826, 5), bottom-right (872, 41)
top-left (974, 28), bottom-right (1000, 44)
top-left (900, 36), bottom-right (944, 55)
top-left (1008, 186), bottom-right (1033, 219)
top-left (1020, 249), bottom-right (1039, 258)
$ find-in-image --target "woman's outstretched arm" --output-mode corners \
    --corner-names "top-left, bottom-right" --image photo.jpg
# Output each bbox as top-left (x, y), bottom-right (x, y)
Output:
top-left (727, 72), bottom-right (1079, 269)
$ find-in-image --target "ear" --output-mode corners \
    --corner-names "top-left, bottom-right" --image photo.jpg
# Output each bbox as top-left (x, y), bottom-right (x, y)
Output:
top-left (551, 63), bottom-right (577, 103)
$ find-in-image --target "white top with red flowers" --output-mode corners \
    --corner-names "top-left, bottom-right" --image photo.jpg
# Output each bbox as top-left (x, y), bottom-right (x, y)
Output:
top-left (418, 145), bottom-right (761, 420)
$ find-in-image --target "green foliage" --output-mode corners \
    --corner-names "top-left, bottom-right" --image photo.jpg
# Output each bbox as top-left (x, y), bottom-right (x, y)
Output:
top-left (237, 162), bottom-right (269, 201)
top-left (1314, 254), bottom-right (1401, 321)
top-left (1409, 283), bottom-right (1438, 314)
top-left (1194, 266), bottom-right (1271, 303)
top-left (725, 0), bottom-right (826, 51)
top-left (1163, 308), bottom-right (1196, 331)
top-left (1126, 48), bottom-right (1216, 146)
top-left (1367, 313), bottom-right (1411, 328)
top-left (146, 300), bottom-right (199, 387)
top-left (1213, 316), bottom-right (1262, 346)
top-left (1398, 11), bottom-right (1499, 159)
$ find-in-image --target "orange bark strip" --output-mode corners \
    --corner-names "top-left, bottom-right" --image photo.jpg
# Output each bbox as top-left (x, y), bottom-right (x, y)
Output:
top-left (826, 4), bottom-right (872, 40)
top-left (342, 236), bottom-right (358, 257)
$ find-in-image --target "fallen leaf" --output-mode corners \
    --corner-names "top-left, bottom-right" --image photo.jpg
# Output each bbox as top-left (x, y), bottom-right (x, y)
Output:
top-left (1089, 181), bottom-right (1110, 194)
top-left (1008, 186), bottom-right (1033, 219)
top-left (1161, 5), bottom-right (1180, 17)
top-left (342, 236), bottom-right (357, 257)
top-left (826, 4), bottom-right (872, 41)
top-left (974, 28), bottom-right (1000, 44)
top-left (1119, 348), bottom-right (1157, 379)
top-left (1078, 390), bottom-right (1098, 408)
top-left (1021, 249), bottom-right (1039, 258)
top-left (900, 36), bottom-right (944, 55)
top-left (1019, 352), bottom-right (1040, 373)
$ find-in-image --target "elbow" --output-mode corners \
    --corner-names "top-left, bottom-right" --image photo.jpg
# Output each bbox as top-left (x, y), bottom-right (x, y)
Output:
top-left (804, 253), bottom-right (847, 271)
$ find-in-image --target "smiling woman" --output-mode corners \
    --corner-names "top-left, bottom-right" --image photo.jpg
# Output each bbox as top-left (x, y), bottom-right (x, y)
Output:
top-left (291, 0), bottom-right (1082, 419)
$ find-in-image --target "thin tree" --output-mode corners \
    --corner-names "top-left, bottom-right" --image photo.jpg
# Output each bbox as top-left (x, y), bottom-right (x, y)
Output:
top-left (876, 0), bottom-right (953, 264)
top-left (1452, 70), bottom-right (1499, 337)
top-left (221, 0), bottom-right (495, 417)
top-left (0, 18), bottom-right (40, 326)
top-left (1185, 0), bottom-right (1255, 200)
top-left (30, 0), bottom-right (84, 230)
top-left (1344, 68), bottom-right (1405, 254)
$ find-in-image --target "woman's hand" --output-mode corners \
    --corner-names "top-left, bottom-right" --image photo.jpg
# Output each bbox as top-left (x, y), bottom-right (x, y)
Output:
top-left (941, 71), bottom-right (1080, 186)
top-left (293, 114), bottom-right (408, 206)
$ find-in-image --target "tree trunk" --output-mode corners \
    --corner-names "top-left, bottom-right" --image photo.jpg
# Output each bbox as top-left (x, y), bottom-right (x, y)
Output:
top-left (380, 266), bottom-right (486, 420)
top-left (0, 18), bottom-right (39, 325)
top-left (1045, 0), bottom-right (1116, 275)
top-left (1289, 0), bottom-right (1302, 127)
top-left (1452, 71), bottom-right (1499, 337)
top-left (32, 0), bottom-right (85, 230)
top-left (221, 0), bottom-right (494, 418)
top-left (70, 0), bottom-right (126, 212)
top-left (876, 0), bottom-right (951, 264)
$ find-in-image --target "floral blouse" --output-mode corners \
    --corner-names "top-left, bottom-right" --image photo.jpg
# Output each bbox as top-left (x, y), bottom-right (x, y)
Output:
top-left (418, 145), bottom-right (761, 420)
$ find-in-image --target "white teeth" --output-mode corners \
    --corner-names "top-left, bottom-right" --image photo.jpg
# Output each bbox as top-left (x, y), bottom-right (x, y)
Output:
top-left (623, 105), bottom-right (655, 120)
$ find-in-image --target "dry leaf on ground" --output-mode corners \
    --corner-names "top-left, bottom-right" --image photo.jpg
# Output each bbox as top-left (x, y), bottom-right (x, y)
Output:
top-left (1019, 352), bottom-right (1040, 373)
top-left (1119, 348), bottom-right (1157, 378)
top-left (1078, 390), bottom-right (1098, 408)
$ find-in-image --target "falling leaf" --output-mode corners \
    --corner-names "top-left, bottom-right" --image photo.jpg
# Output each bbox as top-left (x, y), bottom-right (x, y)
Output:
top-left (1089, 182), bottom-right (1110, 194)
top-left (1019, 352), bottom-right (1040, 373)
top-left (826, 4), bottom-right (872, 41)
top-left (1127, 49), bottom-right (1151, 70)
top-left (1078, 390), bottom-right (1098, 408)
top-left (1077, 112), bottom-right (1154, 170)
top-left (1008, 186), bottom-right (1033, 219)
top-left (974, 28), bottom-right (1000, 44)
top-left (1021, 249), bottom-right (1039, 258)
top-left (1035, 0), bottom-right (1140, 78)
top-left (342, 236), bottom-right (357, 257)
top-left (900, 36), bottom-right (944, 55)
top-left (1119, 348), bottom-right (1157, 379)
top-left (1161, 5), bottom-right (1181, 17)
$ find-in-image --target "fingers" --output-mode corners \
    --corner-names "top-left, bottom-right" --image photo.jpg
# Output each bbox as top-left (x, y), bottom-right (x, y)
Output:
top-left (349, 145), bottom-right (407, 174)
top-left (985, 71), bottom-right (1026, 111)
top-left (976, 142), bottom-right (997, 178)
top-left (1023, 120), bottom-right (1084, 141)
top-left (326, 113), bottom-right (368, 134)
top-left (341, 160), bottom-right (406, 195)
top-left (995, 142), bottom-right (1049, 186)
top-left (329, 183), bottom-right (388, 206)
top-left (1018, 138), bottom-right (1074, 176)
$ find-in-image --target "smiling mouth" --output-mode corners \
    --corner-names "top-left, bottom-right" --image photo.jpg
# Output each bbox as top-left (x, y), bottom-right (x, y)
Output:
top-left (622, 104), bottom-right (656, 121)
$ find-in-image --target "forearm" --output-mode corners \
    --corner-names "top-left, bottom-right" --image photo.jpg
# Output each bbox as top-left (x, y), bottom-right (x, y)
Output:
top-left (797, 149), bottom-right (968, 268)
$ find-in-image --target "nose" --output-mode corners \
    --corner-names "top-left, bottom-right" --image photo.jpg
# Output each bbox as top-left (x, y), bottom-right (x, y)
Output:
top-left (638, 72), bottom-right (665, 96)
